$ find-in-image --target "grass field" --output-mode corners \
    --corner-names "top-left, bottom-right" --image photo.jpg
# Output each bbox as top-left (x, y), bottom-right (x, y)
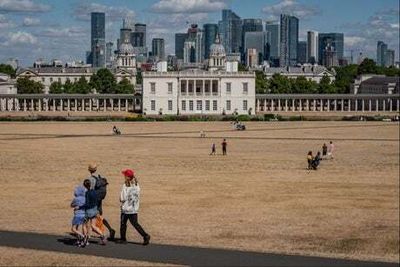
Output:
top-left (0, 121), bottom-right (399, 265)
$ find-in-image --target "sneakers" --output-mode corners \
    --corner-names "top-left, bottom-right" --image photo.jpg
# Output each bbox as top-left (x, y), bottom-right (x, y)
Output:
top-left (143, 235), bottom-right (151, 246)
top-left (108, 229), bottom-right (116, 241)
top-left (99, 235), bottom-right (107, 245)
top-left (116, 239), bottom-right (127, 244)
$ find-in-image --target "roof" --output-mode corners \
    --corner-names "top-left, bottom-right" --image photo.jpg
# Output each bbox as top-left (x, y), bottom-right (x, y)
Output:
top-left (264, 66), bottom-right (335, 75)
top-left (361, 76), bottom-right (399, 85)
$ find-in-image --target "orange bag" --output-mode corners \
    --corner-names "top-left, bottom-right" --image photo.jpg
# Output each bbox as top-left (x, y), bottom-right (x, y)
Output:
top-left (95, 215), bottom-right (105, 234)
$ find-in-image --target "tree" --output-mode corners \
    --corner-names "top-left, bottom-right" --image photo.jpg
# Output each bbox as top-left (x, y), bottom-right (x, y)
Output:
top-left (292, 76), bottom-right (318, 94)
top-left (115, 78), bottom-right (134, 94)
top-left (0, 64), bottom-right (16, 78)
top-left (49, 81), bottom-right (63, 94)
top-left (334, 64), bottom-right (358, 94)
top-left (90, 68), bottom-right (116, 94)
top-left (268, 73), bottom-right (292, 94)
top-left (318, 74), bottom-right (336, 94)
top-left (136, 70), bottom-right (143, 85)
top-left (16, 78), bottom-right (44, 94)
top-left (255, 71), bottom-right (268, 94)
top-left (238, 63), bottom-right (247, 71)
top-left (357, 58), bottom-right (377, 75)
top-left (74, 76), bottom-right (91, 94)
top-left (63, 79), bottom-right (74, 94)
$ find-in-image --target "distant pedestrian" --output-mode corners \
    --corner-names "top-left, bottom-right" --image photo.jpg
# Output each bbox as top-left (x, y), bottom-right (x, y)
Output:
top-left (210, 143), bottom-right (216, 155)
top-left (307, 151), bottom-right (313, 170)
top-left (311, 151), bottom-right (321, 170)
top-left (70, 185), bottom-right (87, 247)
top-left (222, 139), bottom-right (227, 155)
top-left (322, 143), bottom-right (328, 159)
top-left (118, 169), bottom-right (151, 245)
top-left (328, 141), bottom-right (335, 159)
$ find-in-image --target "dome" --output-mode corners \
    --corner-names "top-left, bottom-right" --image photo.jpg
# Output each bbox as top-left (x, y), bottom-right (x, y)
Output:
top-left (119, 42), bottom-right (134, 54)
top-left (209, 34), bottom-right (225, 57)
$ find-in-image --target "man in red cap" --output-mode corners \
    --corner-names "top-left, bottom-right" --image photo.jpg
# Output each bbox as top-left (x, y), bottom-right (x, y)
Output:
top-left (118, 168), bottom-right (150, 245)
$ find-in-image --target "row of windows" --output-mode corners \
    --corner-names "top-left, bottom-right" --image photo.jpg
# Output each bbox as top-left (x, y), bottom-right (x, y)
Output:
top-left (40, 77), bottom-right (90, 83)
top-left (150, 100), bottom-right (248, 112)
top-left (149, 81), bottom-right (249, 95)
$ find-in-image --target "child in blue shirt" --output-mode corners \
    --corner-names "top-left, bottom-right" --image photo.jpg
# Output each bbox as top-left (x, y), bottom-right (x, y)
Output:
top-left (70, 185), bottom-right (86, 247)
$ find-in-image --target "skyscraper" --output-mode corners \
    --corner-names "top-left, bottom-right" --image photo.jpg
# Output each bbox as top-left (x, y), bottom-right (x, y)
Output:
top-left (175, 33), bottom-right (187, 60)
top-left (152, 38), bottom-right (165, 61)
top-left (218, 9), bottom-right (242, 54)
top-left (385, 49), bottom-right (395, 67)
top-left (265, 22), bottom-right (279, 66)
top-left (132, 23), bottom-right (146, 47)
top-left (377, 41), bottom-right (388, 67)
top-left (318, 33), bottom-right (344, 65)
top-left (244, 32), bottom-right (268, 65)
top-left (307, 31), bottom-right (318, 64)
top-left (91, 12), bottom-right (105, 68)
top-left (297, 41), bottom-right (307, 64)
top-left (204, 24), bottom-right (218, 59)
top-left (106, 42), bottom-right (113, 68)
top-left (280, 14), bottom-right (299, 67)
top-left (242, 19), bottom-right (263, 55)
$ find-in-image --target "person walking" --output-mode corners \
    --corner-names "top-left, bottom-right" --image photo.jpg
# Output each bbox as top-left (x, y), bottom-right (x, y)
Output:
top-left (222, 139), bottom-right (227, 156)
top-left (210, 143), bottom-right (216, 155)
top-left (118, 169), bottom-right (150, 245)
top-left (307, 151), bottom-right (313, 170)
top-left (70, 185), bottom-right (87, 247)
top-left (322, 143), bottom-right (328, 159)
top-left (328, 141), bottom-right (335, 159)
top-left (87, 163), bottom-right (116, 240)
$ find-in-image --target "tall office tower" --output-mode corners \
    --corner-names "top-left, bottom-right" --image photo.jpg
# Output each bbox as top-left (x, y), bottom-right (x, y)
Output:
top-left (105, 42), bottom-right (114, 68)
top-left (86, 51), bottom-right (92, 65)
top-left (377, 41), bottom-right (388, 67)
top-left (91, 12), bottom-right (106, 68)
top-left (265, 21), bottom-right (280, 66)
top-left (323, 44), bottom-right (338, 67)
top-left (152, 38), bottom-right (165, 61)
top-left (184, 24), bottom-right (204, 63)
top-left (279, 14), bottom-right (299, 67)
top-left (297, 41), bottom-right (307, 64)
top-left (175, 33), bottom-right (188, 60)
top-left (132, 23), bottom-right (146, 47)
top-left (244, 32), bottom-right (268, 65)
top-left (120, 20), bottom-right (132, 45)
top-left (204, 24), bottom-right (219, 59)
top-left (242, 19), bottom-right (263, 55)
top-left (218, 9), bottom-right (242, 54)
top-left (318, 33), bottom-right (344, 65)
top-left (385, 49), bottom-right (395, 67)
top-left (307, 31), bottom-right (318, 64)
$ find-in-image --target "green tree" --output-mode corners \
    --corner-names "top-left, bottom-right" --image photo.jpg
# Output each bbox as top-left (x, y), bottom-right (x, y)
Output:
top-left (16, 78), bottom-right (44, 94)
top-left (63, 79), bottom-right (74, 94)
top-left (383, 66), bottom-right (400, 76)
top-left (74, 76), bottom-right (91, 94)
top-left (268, 73), bottom-right (292, 94)
top-left (334, 64), bottom-right (358, 94)
top-left (115, 78), bottom-right (134, 94)
top-left (357, 58), bottom-right (377, 75)
top-left (90, 68), bottom-right (116, 94)
top-left (292, 76), bottom-right (318, 94)
top-left (49, 81), bottom-right (63, 94)
top-left (0, 64), bottom-right (16, 78)
top-left (318, 74), bottom-right (336, 94)
top-left (238, 63), bottom-right (247, 71)
top-left (136, 70), bottom-right (143, 85)
top-left (255, 71), bottom-right (268, 93)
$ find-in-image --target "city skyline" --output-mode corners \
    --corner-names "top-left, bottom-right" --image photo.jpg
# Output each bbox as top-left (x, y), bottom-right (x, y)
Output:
top-left (0, 0), bottom-right (399, 66)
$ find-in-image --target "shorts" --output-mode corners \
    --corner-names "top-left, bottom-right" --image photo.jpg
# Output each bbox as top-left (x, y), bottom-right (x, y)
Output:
top-left (72, 214), bottom-right (86, 226)
top-left (86, 207), bottom-right (98, 219)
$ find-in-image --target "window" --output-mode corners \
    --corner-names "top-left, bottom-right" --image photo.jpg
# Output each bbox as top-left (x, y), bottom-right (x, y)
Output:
top-left (168, 100), bottom-right (173, 111)
top-left (189, 100), bottom-right (194, 111)
top-left (243, 100), bottom-right (248, 111)
top-left (196, 80), bottom-right (203, 95)
top-left (212, 80), bottom-right (218, 95)
top-left (226, 100), bottom-right (231, 111)
top-left (196, 100), bottom-right (202, 111)
top-left (181, 100), bottom-right (186, 111)
top-left (204, 80), bottom-right (210, 94)
top-left (243, 82), bottom-right (248, 94)
top-left (226, 83), bottom-right (231, 94)
top-left (151, 100), bottom-right (156, 111)
top-left (181, 80), bottom-right (187, 95)
top-left (213, 100), bottom-right (217, 111)
top-left (150, 83), bottom-right (156, 94)
top-left (205, 100), bottom-right (210, 111)
top-left (50, 77), bottom-right (53, 82)
top-left (168, 82), bottom-right (173, 94)
top-left (188, 80), bottom-right (194, 95)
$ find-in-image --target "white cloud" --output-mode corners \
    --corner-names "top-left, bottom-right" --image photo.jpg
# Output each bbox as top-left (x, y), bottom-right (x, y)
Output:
top-left (73, 2), bottom-right (135, 21)
top-left (344, 36), bottom-right (366, 47)
top-left (22, 17), bottom-right (40, 26)
top-left (0, 0), bottom-right (51, 13)
top-left (38, 26), bottom-right (88, 38)
top-left (2, 31), bottom-right (38, 46)
top-left (150, 0), bottom-right (226, 14)
top-left (262, 0), bottom-right (321, 20)
top-left (0, 14), bottom-right (15, 28)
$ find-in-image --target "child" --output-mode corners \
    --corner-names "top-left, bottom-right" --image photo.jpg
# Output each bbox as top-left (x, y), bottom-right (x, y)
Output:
top-left (210, 143), bottom-right (216, 155)
top-left (70, 185), bottom-right (87, 247)
top-left (307, 151), bottom-right (313, 170)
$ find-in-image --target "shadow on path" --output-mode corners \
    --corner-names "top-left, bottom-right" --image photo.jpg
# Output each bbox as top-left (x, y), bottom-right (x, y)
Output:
top-left (0, 230), bottom-right (397, 267)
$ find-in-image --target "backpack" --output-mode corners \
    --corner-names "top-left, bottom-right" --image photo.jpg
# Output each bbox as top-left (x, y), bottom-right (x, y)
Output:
top-left (94, 175), bottom-right (108, 201)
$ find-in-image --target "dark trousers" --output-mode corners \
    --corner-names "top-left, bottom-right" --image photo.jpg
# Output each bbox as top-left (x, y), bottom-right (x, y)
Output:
top-left (222, 147), bottom-right (227, 155)
top-left (120, 213), bottom-right (148, 240)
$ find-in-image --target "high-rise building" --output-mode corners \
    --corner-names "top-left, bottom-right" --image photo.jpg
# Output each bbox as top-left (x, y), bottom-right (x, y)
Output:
top-left (182, 24), bottom-right (204, 64)
top-left (265, 22), bottom-right (279, 66)
top-left (131, 23), bottom-right (146, 47)
top-left (318, 33), bottom-right (344, 66)
top-left (106, 42), bottom-right (113, 68)
top-left (297, 41), bottom-right (307, 64)
top-left (218, 9), bottom-right (242, 54)
top-left (280, 14), bottom-right (299, 67)
top-left (242, 19), bottom-right (263, 55)
top-left (246, 48), bottom-right (258, 68)
top-left (152, 38), bottom-right (165, 61)
top-left (244, 32), bottom-right (268, 65)
top-left (377, 41), bottom-right (388, 67)
top-left (307, 31), bottom-right (318, 64)
top-left (91, 12), bottom-right (106, 68)
top-left (385, 49), bottom-right (395, 67)
top-left (204, 24), bottom-right (218, 59)
top-left (175, 33), bottom-right (187, 60)
top-left (323, 43), bottom-right (338, 67)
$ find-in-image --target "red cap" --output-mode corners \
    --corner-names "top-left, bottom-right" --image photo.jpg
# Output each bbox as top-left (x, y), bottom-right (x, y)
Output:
top-left (121, 169), bottom-right (135, 178)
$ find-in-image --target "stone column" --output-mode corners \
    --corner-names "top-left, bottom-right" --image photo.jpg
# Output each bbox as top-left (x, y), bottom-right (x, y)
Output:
top-left (125, 99), bottom-right (128, 111)
top-left (299, 99), bottom-right (302, 112)
top-left (271, 99), bottom-right (274, 111)
top-left (278, 99), bottom-right (281, 111)
top-left (327, 99), bottom-right (330, 112)
top-left (383, 99), bottom-right (386, 111)
top-left (38, 99), bottom-right (42, 112)
top-left (397, 99), bottom-right (400, 112)
top-left (320, 99), bottom-right (323, 111)
top-left (104, 99), bottom-right (107, 112)
top-left (375, 99), bottom-right (379, 111)
top-left (306, 99), bottom-right (309, 111)
top-left (334, 99), bottom-right (337, 111)
top-left (355, 99), bottom-right (358, 111)
top-left (369, 99), bottom-right (372, 112)
top-left (82, 99), bottom-right (85, 111)
top-left (74, 99), bottom-right (78, 112)
top-left (31, 99), bottom-right (34, 111)
top-left (389, 99), bottom-right (392, 112)
top-left (61, 99), bottom-right (64, 111)
top-left (52, 99), bottom-right (55, 111)
top-left (89, 99), bottom-right (92, 111)
top-left (292, 99), bottom-right (295, 111)
top-left (24, 99), bottom-right (27, 111)
top-left (362, 99), bottom-right (365, 112)
top-left (313, 99), bottom-right (316, 111)
top-left (111, 99), bottom-right (114, 111)
top-left (118, 99), bottom-right (121, 111)
top-left (285, 99), bottom-right (288, 111)
top-left (67, 99), bottom-right (71, 111)
top-left (348, 99), bottom-right (351, 111)
top-left (341, 99), bottom-right (344, 111)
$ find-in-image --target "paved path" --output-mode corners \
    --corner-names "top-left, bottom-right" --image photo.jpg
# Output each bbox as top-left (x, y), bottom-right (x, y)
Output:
top-left (0, 230), bottom-right (398, 267)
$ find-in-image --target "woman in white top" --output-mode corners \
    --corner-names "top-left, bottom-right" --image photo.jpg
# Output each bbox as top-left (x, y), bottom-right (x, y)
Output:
top-left (118, 169), bottom-right (150, 245)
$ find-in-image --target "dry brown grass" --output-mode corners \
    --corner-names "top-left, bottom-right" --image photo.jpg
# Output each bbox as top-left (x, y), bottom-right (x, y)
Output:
top-left (0, 121), bottom-right (398, 264)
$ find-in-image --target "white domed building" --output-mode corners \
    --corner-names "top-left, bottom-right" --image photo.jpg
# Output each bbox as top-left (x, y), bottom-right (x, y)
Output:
top-left (208, 34), bottom-right (226, 72)
top-left (116, 41), bottom-right (136, 71)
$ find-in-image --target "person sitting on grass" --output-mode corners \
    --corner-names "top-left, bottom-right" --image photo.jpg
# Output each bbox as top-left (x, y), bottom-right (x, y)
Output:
top-left (307, 151), bottom-right (313, 170)
top-left (311, 151), bottom-right (321, 170)
top-left (70, 185), bottom-right (87, 247)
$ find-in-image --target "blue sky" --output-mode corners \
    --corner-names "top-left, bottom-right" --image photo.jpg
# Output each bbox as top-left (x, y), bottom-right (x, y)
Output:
top-left (0, 0), bottom-right (399, 66)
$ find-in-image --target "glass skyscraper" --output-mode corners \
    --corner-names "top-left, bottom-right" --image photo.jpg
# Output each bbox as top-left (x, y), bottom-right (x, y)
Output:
top-left (307, 31), bottom-right (318, 64)
top-left (152, 38), bottom-right (165, 61)
top-left (265, 22), bottom-right (279, 66)
top-left (297, 41), bottom-right (307, 64)
top-left (377, 41), bottom-right (388, 67)
top-left (242, 19), bottom-right (263, 57)
top-left (91, 12), bottom-right (105, 68)
top-left (175, 33), bottom-right (187, 60)
top-left (244, 32), bottom-right (268, 65)
top-left (218, 9), bottom-right (242, 54)
top-left (279, 14), bottom-right (298, 67)
top-left (204, 24), bottom-right (218, 59)
top-left (318, 33), bottom-right (344, 65)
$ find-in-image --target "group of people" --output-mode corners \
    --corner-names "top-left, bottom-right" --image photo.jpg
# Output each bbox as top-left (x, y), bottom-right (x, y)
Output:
top-left (70, 164), bottom-right (150, 247)
top-left (307, 141), bottom-right (335, 170)
top-left (210, 139), bottom-right (228, 156)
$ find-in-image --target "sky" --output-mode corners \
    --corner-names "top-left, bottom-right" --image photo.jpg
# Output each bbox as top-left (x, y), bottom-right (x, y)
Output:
top-left (0, 0), bottom-right (399, 67)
